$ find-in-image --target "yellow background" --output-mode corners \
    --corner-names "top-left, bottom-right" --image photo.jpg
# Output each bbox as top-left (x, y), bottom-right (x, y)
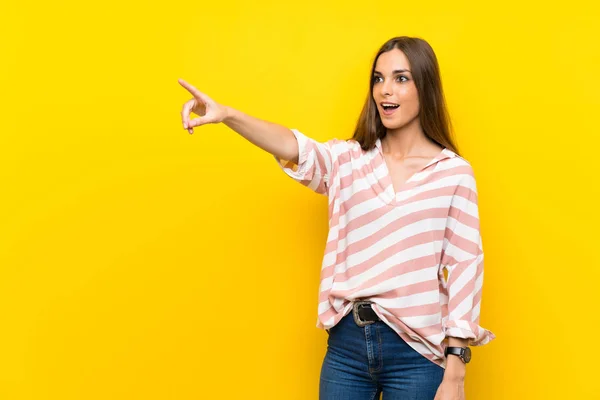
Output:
top-left (1, 0), bottom-right (599, 399)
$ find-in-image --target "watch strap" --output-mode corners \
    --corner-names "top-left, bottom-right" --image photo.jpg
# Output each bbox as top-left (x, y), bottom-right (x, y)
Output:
top-left (444, 346), bottom-right (470, 363)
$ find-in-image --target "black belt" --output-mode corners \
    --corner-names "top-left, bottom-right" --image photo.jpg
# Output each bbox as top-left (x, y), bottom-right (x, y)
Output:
top-left (352, 301), bottom-right (381, 327)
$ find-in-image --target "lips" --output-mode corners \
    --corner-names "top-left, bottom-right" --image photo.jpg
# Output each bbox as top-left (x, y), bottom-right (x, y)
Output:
top-left (380, 102), bottom-right (400, 116)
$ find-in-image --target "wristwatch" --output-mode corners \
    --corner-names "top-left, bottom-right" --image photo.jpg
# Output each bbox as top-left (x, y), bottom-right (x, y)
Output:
top-left (444, 346), bottom-right (471, 364)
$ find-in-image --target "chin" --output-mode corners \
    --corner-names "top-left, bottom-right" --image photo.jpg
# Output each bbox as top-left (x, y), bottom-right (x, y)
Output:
top-left (380, 113), bottom-right (418, 131)
top-left (381, 119), bottom-right (406, 130)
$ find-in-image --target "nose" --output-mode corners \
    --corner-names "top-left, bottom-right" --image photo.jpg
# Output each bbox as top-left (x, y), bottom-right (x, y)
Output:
top-left (379, 79), bottom-right (393, 97)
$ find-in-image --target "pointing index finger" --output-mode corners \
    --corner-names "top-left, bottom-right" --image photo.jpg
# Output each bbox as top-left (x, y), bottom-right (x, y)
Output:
top-left (178, 78), bottom-right (205, 99)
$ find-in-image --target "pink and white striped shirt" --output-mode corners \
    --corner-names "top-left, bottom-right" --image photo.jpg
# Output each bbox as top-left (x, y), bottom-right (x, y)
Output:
top-left (274, 128), bottom-right (496, 369)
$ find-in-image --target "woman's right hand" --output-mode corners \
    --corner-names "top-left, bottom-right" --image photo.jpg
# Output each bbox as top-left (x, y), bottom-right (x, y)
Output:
top-left (178, 78), bottom-right (228, 134)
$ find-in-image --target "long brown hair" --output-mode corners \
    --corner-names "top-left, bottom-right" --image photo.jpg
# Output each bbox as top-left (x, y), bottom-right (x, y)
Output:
top-left (351, 36), bottom-right (460, 155)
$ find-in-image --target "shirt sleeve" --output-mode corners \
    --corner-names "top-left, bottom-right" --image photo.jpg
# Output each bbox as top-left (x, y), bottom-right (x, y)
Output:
top-left (273, 128), bottom-right (337, 196)
top-left (439, 168), bottom-right (496, 346)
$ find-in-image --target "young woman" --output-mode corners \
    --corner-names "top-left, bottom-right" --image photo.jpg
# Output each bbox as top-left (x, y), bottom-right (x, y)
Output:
top-left (179, 36), bottom-right (495, 400)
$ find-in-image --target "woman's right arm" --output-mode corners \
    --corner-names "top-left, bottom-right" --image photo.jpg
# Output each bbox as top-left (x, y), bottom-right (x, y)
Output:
top-left (178, 78), bottom-right (299, 164)
top-left (178, 78), bottom-right (339, 196)
top-left (222, 107), bottom-right (300, 164)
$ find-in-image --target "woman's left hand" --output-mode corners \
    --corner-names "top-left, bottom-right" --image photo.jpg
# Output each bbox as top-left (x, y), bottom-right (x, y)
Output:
top-left (433, 377), bottom-right (465, 400)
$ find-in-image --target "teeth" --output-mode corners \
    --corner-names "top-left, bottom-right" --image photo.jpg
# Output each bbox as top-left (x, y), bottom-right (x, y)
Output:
top-left (382, 103), bottom-right (399, 111)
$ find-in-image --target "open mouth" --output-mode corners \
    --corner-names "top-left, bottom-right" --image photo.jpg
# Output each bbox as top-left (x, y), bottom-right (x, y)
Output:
top-left (381, 103), bottom-right (400, 116)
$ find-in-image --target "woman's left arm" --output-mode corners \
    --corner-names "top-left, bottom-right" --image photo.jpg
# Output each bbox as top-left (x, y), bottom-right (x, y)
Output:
top-left (439, 167), bottom-right (496, 347)
top-left (434, 166), bottom-right (497, 399)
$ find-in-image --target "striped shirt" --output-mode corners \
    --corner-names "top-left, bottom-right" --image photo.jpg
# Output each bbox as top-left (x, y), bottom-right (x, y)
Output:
top-left (274, 128), bottom-right (496, 369)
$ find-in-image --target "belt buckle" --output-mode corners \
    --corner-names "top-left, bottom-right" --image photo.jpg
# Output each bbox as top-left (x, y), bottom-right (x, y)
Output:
top-left (353, 300), bottom-right (375, 327)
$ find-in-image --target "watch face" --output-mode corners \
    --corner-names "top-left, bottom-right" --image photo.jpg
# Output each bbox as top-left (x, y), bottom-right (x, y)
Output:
top-left (463, 347), bottom-right (471, 363)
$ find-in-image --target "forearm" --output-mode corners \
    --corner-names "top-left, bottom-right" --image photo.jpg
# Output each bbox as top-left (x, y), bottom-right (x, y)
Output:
top-left (223, 106), bottom-right (299, 163)
top-left (444, 337), bottom-right (469, 380)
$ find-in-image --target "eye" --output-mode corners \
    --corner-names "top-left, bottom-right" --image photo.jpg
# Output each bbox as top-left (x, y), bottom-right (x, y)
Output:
top-left (396, 75), bottom-right (408, 82)
top-left (372, 76), bottom-right (382, 84)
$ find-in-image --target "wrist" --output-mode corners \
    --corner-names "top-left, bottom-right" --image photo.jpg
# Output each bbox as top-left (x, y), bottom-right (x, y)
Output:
top-left (444, 370), bottom-right (465, 382)
top-left (223, 105), bottom-right (236, 123)
top-left (445, 353), bottom-right (466, 379)
top-left (444, 369), bottom-right (465, 381)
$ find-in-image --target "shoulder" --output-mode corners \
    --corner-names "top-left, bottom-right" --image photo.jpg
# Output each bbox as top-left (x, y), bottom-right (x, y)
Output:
top-left (442, 149), bottom-right (476, 174)
top-left (291, 129), bottom-right (353, 159)
top-left (440, 150), bottom-right (479, 192)
top-left (324, 137), bottom-right (363, 159)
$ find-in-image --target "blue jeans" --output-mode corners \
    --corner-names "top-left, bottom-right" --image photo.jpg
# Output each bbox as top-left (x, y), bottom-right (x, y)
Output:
top-left (320, 311), bottom-right (445, 400)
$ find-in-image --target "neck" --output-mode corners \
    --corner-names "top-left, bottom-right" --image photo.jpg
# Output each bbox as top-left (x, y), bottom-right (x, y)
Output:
top-left (381, 118), bottom-right (432, 159)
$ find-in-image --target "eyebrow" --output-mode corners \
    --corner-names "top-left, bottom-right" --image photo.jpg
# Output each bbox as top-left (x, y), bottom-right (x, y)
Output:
top-left (373, 69), bottom-right (411, 75)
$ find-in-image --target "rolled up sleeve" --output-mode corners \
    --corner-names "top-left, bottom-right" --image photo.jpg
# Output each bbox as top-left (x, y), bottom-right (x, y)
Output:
top-left (274, 129), bottom-right (337, 196)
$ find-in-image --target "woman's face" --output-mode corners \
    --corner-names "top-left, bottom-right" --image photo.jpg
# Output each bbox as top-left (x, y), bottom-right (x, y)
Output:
top-left (372, 48), bottom-right (420, 131)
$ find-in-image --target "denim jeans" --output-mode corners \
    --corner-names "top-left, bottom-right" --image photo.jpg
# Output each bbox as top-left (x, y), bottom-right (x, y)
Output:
top-left (320, 310), bottom-right (445, 400)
